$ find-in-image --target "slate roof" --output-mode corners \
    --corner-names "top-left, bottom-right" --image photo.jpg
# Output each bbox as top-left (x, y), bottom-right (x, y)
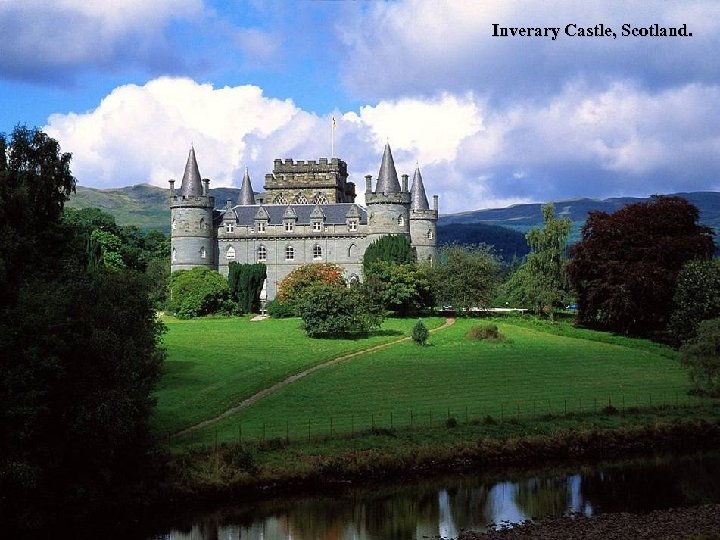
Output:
top-left (410, 167), bottom-right (430, 210)
top-left (226, 203), bottom-right (367, 226)
top-left (179, 147), bottom-right (204, 197)
top-left (375, 143), bottom-right (401, 193)
top-left (237, 168), bottom-right (256, 205)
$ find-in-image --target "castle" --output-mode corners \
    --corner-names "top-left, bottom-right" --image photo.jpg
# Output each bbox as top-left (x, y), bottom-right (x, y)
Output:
top-left (169, 144), bottom-right (438, 300)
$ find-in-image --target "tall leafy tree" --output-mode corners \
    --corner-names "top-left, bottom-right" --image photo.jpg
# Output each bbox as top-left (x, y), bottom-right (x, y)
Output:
top-left (0, 127), bottom-right (165, 534)
top-left (362, 234), bottom-right (416, 273)
top-left (505, 203), bottom-right (571, 318)
top-left (228, 262), bottom-right (267, 313)
top-left (364, 260), bottom-right (433, 316)
top-left (668, 259), bottom-right (720, 345)
top-left (567, 196), bottom-right (714, 337)
top-left (431, 244), bottom-right (501, 313)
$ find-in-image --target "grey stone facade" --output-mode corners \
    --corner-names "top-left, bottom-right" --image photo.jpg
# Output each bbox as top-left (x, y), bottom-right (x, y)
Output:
top-left (170, 144), bottom-right (438, 300)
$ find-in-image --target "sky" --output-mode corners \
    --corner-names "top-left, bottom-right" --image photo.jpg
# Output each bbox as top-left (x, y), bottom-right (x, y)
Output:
top-left (2, 0), bottom-right (720, 214)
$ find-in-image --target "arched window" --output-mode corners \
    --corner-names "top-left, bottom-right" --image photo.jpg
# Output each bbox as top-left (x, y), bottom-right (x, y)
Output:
top-left (172, 248), bottom-right (177, 262)
top-left (348, 243), bottom-right (357, 258)
top-left (200, 217), bottom-right (206, 230)
top-left (397, 215), bottom-right (405, 226)
top-left (313, 244), bottom-right (322, 260)
top-left (200, 246), bottom-right (207, 259)
top-left (257, 245), bottom-right (267, 262)
top-left (226, 246), bottom-right (236, 260)
top-left (427, 228), bottom-right (434, 239)
top-left (348, 273), bottom-right (359, 284)
top-left (296, 194), bottom-right (308, 204)
top-left (314, 194), bottom-right (328, 205)
top-left (285, 245), bottom-right (295, 261)
top-left (273, 194), bottom-right (288, 204)
top-left (172, 219), bottom-right (177, 231)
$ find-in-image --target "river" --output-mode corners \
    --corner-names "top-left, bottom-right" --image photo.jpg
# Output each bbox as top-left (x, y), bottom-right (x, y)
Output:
top-left (147, 450), bottom-right (720, 540)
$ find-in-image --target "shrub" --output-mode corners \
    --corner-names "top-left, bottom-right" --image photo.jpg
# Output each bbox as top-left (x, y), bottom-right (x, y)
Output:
top-left (601, 404), bottom-right (619, 416)
top-left (299, 284), bottom-right (383, 338)
top-left (169, 267), bottom-right (230, 318)
top-left (680, 318), bottom-right (720, 397)
top-left (466, 323), bottom-right (504, 341)
top-left (266, 298), bottom-right (296, 318)
top-left (446, 416), bottom-right (458, 428)
top-left (412, 319), bottom-right (429, 345)
top-left (276, 263), bottom-right (345, 316)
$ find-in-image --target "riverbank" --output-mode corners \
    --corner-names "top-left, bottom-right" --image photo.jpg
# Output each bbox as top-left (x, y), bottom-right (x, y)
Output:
top-left (460, 503), bottom-right (720, 539)
top-left (162, 404), bottom-right (720, 507)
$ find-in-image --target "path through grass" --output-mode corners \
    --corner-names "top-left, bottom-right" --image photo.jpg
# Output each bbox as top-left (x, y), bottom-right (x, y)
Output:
top-left (172, 318), bottom-right (693, 449)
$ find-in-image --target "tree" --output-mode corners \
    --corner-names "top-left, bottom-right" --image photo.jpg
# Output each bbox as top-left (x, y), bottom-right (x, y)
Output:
top-left (299, 284), bottom-right (384, 338)
top-left (364, 260), bottom-right (433, 316)
top-left (505, 203), bottom-right (571, 318)
top-left (169, 267), bottom-right (231, 318)
top-left (668, 259), bottom-right (720, 345)
top-left (680, 318), bottom-right (720, 396)
top-left (0, 127), bottom-right (165, 534)
top-left (227, 262), bottom-right (267, 314)
top-left (275, 263), bottom-right (345, 315)
top-left (412, 319), bottom-right (429, 345)
top-left (567, 196), bottom-right (715, 337)
top-left (430, 244), bottom-right (501, 313)
top-left (362, 234), bottom-right (416, 273)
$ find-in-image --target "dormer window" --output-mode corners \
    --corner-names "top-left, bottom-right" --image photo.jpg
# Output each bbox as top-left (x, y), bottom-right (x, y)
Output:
top-left (285, 221), bottom-right (294, 232)
top-left (225, 223), bottom-right (234, 233)
top-left (312, 221), bottom-right (322, 232)
top-left (348, 220), bottom-right (358, 231)
top-left (257, 221), bottom-right (266, 233)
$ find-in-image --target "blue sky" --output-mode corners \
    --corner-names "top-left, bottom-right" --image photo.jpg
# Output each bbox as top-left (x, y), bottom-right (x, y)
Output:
top-left (2, 0), bottom-right (719, 213)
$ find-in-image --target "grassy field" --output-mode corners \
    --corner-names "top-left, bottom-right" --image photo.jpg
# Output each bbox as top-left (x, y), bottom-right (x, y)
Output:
top-left (161, 316), bottom-right (698, 450)
top-left (152, 315), bottom-right (446, 435)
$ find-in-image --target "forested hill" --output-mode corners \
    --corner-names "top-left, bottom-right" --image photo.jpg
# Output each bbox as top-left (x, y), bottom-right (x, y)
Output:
top-left (67, 184), bottom-right (720, 253)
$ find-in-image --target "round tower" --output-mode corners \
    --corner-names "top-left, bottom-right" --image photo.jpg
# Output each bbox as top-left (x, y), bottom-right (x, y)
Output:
top-left (169, 147), bottom-right (215, 272)
top-left (365, 143), bottom-right (411, 245)
top-left (409, 167), bottom-right (438, 264)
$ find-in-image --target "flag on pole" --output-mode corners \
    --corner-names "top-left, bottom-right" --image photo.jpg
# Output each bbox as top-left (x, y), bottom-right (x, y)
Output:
top-left (332, 115), bottom-right (336, 129)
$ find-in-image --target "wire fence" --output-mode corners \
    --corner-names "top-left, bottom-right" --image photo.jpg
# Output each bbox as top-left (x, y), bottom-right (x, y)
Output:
top-left (170, 390), bottom-right (718, 451)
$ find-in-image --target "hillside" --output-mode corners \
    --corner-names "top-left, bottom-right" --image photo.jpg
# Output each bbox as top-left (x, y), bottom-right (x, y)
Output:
top-left (67, 184), bottom-right (720, 247)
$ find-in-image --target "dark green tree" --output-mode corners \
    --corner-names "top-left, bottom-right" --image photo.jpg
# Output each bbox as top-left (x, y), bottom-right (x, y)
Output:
top-left (567, 196), bottom-right (714, 337)
top-left (505, 203), bottom-right (571, 318)
top-left (364, 260), bottom-right (433, 316)
top-left (227, 262), bottom-right (267, 313)
top-left (362, 234), bottom-right (416, 273)
top-left (299, 283), bottom-right (384, 338)
top-left (0, 126), bottom-right (165, 534)
top-left (669, 259), bottom-right (720, 345)
top-left (680, 318), bottom-right (720, 396)
top-left (412, 319), bottom-right (429, 345)
top-left (430, 244), bottom-right (501, 314)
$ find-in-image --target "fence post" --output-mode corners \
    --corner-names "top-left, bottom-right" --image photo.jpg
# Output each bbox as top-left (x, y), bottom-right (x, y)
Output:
top-left (262, 422), bottom-right (266, 442)
top-left (286, 420), bottom-right (289, 443)
top-left (517, 402), bottom-right (520, 421)
top-left (371, 413), bottom-right (375, 430)
top-left (390, 412), bottom-right (394, 430)
top-left (501, 403), bottom-right (504, 422)
top-left (308, 418), bottom-right (311, 441)
top-left (465, 405), bottom-right (468, 424)
top-left (564, 399), bottom-right (567, 416)
top-left (330, 416), bottom-right (333, 437)
top-left (429, 410), bottom-right (432, 427)
top-left (410, 410), bottom-right (414, 429)
top-left (238, 423), bottom-right (242, 444)
top-left (351, 414), bottom-right (355, 436)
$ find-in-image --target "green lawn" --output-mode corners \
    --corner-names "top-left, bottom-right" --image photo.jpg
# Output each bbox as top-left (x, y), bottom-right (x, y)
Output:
top-left (152, 315), bottom-right (445, 435)
top-left (168, 317), bottom-right (696, 449)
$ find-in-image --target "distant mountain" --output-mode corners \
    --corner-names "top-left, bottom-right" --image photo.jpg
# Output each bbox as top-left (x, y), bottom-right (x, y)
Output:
top-left (439, 192), bottom-right (720, 243)
top-left (67, 184), bottom-right (720, 249)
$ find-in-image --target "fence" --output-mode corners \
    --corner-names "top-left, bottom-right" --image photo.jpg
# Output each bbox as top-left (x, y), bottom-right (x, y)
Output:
top-left (170, 390), bottom-right (717, 451)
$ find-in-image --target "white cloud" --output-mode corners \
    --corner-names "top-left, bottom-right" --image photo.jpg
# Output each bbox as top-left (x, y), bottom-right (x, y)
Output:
top-left (45, 77), bottom-right (720, 215)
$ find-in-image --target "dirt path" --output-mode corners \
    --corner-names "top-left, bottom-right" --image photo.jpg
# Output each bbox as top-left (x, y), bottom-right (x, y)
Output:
top-left (172, 317), bottom-right (456, 438)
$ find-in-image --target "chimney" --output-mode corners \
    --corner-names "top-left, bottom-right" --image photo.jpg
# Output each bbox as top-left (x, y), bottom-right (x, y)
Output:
top-left (365, 174), bottom-right (372, 194)
top-left (433, 195), bottom-right (439, 212)
top-left (202, 178), bottom-right (210, 196)
top-left (169, 179), bottom-right (175, 196)
top-left (401, 174), bottom-right (408, 192)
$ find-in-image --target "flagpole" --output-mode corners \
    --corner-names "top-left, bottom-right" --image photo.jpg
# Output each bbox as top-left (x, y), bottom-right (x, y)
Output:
top-left (331, 115), bottom-right (335, 158)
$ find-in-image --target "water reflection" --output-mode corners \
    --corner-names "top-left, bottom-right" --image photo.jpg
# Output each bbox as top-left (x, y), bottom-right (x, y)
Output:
top-left (151, 451), bottom-right (720, 540)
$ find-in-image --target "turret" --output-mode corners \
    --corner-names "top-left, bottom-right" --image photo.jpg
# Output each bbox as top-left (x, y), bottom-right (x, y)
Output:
top-left (365, 143), bottom-right (411, 244)
top-left (237, 167), bottom-right (256, 205)
top-left (169, 147), bottom-right (215, 272)
top-left (409, 166), bottom-right (438, 264)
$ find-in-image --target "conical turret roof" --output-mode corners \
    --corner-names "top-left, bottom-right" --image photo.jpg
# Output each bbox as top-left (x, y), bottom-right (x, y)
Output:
top-left (237, 167), bottom-right (256, 205)
top-left (375, 143), bottom-right (401, 193)
top-left (410, 167), bottom-right (430, 210)
top-left (179, 147), bottom-right (203, 196)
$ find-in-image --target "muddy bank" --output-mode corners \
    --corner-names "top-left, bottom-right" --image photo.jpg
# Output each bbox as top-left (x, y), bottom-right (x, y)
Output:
top-left (460, 504), bottom-right (720, 539)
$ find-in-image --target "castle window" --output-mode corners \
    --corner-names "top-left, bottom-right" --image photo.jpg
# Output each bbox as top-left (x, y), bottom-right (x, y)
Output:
top-left (273, 195), bottom-right (288, 204)
top-left (285, 245), bottom-right (295, 261)
top-left (172, 248), bottom-right (177, 262)
top-left (296, 194), bottom-right (308, 204)
top-left (200, 246), bottom-right (207, 259)
top-left (348, 274), bottom-right (359, 284)
top-left (397, 215), bottom-right (405, 227)
top-left (225, 222), bottom-right (234, 233)
top-left (172, 219), bottom-right (177, 231)
top-left (284, 221), bottom-right (294, 232)
top-left (313, 244), bottom-right (322, 260)
top-left (257, 245), bottom-right (267, 262)
top-left (200, 218), bottom-right (206, 230)
top-left (312, 221), bottom-right (322, 232)
top-left (257, 221), bottom-right (266, 233)
top-left (348, 243), bottom-right (357, 258)
top-left (348, 220), bottom-right (357, 231)
top-left (226, 246), bottom-right (236, 260)
top-left (428, 255), bottom-right (434, 266)
top-left (427, 229), bottom-right (434, 239)
top-left (314, 194), bottom-right (328, 205)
